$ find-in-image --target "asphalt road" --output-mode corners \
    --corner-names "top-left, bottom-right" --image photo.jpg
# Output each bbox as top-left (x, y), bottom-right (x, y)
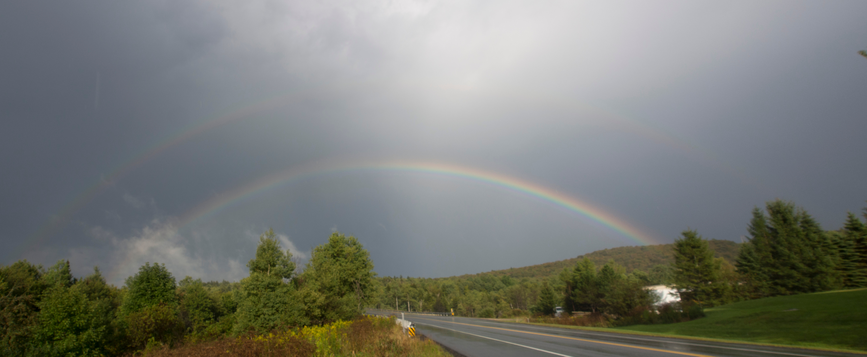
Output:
top-left (367, 310), bottom-right (862, 357)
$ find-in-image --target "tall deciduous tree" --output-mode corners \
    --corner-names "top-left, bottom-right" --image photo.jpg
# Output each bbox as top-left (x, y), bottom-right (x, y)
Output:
top-left (33, 282), bottom-right (113, 356)
top-left (672, 230), bottom-right (723, 307)
top-left (235, 229), bottom-right (305, 333)
top-left (120, 262), bottom-right (178, 316)
top-left (0, 260), bottom-right (45, 355)
top-left (178, 277), bottom-right (218, 333)
top-left (246, 228), bottom-right (295, 279)
top-left (43, 260), bottom-right (73, 288)
top-left (301, 232), bottom-right (375, 322)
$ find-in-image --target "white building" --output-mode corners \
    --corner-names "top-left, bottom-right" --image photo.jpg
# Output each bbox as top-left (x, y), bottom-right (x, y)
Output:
top-left (645, 285), bottom-right (680, 306)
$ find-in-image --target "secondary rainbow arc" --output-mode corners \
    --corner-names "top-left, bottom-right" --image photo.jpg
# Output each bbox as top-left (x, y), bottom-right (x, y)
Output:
top-left (24, 82), bottom-right (742, 260)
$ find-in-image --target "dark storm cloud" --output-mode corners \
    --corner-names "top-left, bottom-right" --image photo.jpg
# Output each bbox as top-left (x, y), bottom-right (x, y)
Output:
top-left (1, 0), bottom-right (866, 285)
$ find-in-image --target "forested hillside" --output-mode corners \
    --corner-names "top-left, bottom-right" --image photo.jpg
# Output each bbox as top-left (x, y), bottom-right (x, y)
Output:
top-left (454, 239), bottom-right (741, 280)
top-left (373, 200), bottom-right (866, 323)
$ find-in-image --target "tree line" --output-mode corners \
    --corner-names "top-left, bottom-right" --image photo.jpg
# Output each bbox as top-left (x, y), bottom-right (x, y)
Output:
top-left (2, 199), bottom-right (864, 355)
top-left (373, 199), bottom-right (867, 323)
top-left (0, 230), bottom-right (376, 357)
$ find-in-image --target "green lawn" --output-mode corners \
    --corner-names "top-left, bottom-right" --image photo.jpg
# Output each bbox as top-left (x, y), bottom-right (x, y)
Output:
top-left (614, 288), bottom-right (867, 351)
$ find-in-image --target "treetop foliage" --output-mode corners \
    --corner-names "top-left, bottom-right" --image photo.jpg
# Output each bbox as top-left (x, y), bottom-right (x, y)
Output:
top-left (43, 260), bottom-right (73, 288)
top-left (247, 228), bottom-right (295, 279)
top-left (737, 200), bottom-right (848, 298)
top-left (121, 262), bottom-right (178, 316)
top-left (301, 232), bottom-right (376, 322)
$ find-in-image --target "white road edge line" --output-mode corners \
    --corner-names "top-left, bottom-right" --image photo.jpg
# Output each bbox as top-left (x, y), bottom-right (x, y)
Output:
top-left (385, 312), bottom-right (836, 357)
top-left (404, 314), bottom-right (829, 357)
top-left (416, 321), bottom-right (572, 357)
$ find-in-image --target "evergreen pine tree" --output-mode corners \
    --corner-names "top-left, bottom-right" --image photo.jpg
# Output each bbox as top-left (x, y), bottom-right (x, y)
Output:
top-left (828, 230), bottom-right (853, 287)
top-left (571, 258), bottom-right (597, 312)
top-left (764, 201), bottom-right (807, 295)
top-left (736, 200), bottom-right (837, 297)
top-left (672, 230), bottom-right (723, 307)
top-left (842, 212), bottom-right (867, 287)
top-left (797, 210), bottom-right (836, 291)
top-left (536, 281), bottom-right (556, 316)
top-left (860, 207), bottom-right (867, 278)
top-left (595, 261), bottom-right (621, 313)
top-left (736, 207), bottom-right (772, 297)
top-left (557, 267), bottom-right (576, 313)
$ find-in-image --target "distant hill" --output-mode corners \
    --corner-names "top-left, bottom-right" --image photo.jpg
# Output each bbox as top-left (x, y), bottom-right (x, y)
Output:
top-left (455, 239), bottom-right (740, 280)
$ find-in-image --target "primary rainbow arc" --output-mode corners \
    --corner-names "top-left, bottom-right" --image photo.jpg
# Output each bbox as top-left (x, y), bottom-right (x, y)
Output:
top-left (177, 161), bottom-right (657, 246)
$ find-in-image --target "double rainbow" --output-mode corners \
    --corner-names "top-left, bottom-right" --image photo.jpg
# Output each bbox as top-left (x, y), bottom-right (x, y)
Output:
top-left (22, 81), bottom-right (744, 258)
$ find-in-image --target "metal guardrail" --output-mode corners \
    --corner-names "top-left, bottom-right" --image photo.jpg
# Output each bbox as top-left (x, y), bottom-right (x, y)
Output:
top-left (371, 308), bottom-right (452, 317)
top-left (365, 311), bottom-right (428, 338)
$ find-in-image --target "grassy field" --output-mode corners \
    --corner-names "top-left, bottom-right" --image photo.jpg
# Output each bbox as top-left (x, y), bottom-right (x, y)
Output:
top-left (614, 288), bottom-right (867, 352)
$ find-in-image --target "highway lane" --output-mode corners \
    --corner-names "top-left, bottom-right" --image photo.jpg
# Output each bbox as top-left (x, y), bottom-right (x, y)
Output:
top-left (368, 311), bottom-right (862, 357)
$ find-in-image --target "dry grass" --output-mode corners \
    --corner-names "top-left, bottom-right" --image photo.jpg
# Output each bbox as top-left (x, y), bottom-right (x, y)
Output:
top-left (137, 336), bottom-right (316, 357)
top-left (139, 316), bottom-right (450, 357)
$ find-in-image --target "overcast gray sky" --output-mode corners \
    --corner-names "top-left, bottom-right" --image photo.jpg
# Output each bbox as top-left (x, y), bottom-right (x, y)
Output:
top-left (2, 0), bottom-right (865, 286)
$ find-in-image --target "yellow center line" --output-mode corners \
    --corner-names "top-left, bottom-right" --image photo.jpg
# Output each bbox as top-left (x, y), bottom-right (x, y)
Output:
top-left (414, 317), bottom-right (712, 357)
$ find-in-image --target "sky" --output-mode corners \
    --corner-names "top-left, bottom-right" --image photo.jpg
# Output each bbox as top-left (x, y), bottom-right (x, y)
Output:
top-left (2, 0), bottom-right (866, 286)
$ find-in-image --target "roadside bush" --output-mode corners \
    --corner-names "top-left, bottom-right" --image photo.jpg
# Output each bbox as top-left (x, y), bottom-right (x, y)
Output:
top-left (178, 277), bottom-right (218, 335)
top-left (510, 308), bottom-right (529, 317)
top-left (139, 316), bottom-right (449, 357)
top-left (477, 307), bottom-right (495, 318)
top-left (137, 335), bottom-right (315, 357)
top-left (611, 303), bottom-right (706, 326)
top-left (658, 303), bottom-right (685, 324)
top-left (684, 303), bottom-right (705, 319)
top-left (31, 284), bottom-right (114, 357)
top-left (203, 314), bottom-right (236, 337)
top-left (530, 313), bottom-right (611, 327)
top-left (126, 303), bottom-right (184, 349)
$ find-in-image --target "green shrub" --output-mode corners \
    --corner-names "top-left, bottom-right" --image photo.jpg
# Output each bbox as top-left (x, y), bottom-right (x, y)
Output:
top-left (31, 285), bottom-right (113, 357)
top-left (126, 303), bottom-right (184, 349)
top-left (0, 260), bottom-right (45, 356)
top-left (477, 307), bottom-right (495, 318)
top-left (121, 263), bottom-right (178, 317)
top-left (684, 303), bottom-right (705, 319)
top-left (178, 277), bottom-right (218, 334)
